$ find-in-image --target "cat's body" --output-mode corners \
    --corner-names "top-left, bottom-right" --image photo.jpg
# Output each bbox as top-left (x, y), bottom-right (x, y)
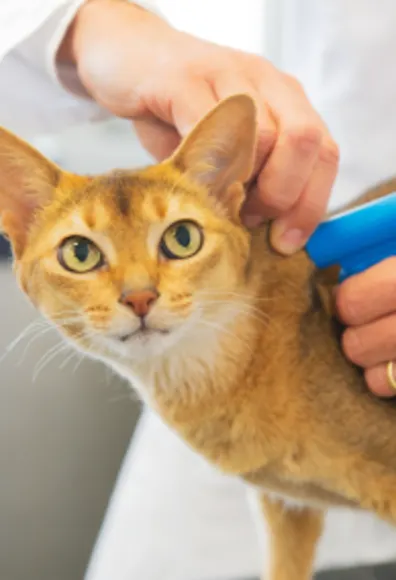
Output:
top-left (2, 95), bottom-right (396, 579)
top-left (116, 222), bottom-right (396, 509)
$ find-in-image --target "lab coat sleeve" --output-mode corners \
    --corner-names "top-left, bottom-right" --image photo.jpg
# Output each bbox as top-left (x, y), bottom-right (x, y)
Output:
top-left (0, 0), bottom-right (160, 138)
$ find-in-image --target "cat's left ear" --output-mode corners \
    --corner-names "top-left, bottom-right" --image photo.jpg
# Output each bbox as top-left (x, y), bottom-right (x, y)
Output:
top-left (170, 94), bottom-right (257, 219)
top-left (0, 128), bottom-right (60, 258)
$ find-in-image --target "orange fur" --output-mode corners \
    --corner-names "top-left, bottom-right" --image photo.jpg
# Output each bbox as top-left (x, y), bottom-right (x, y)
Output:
top-left (1, 95), bottom-right (396, 579)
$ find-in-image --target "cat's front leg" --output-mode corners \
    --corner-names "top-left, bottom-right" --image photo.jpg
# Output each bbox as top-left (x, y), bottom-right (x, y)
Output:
top-left (258, 493), bottom-right (324, 580)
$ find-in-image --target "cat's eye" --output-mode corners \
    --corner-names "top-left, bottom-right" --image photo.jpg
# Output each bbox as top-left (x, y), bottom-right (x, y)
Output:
top-left (160, 221), bottom-right (203, 260)
top-left (58, 236), bottom-right (104, 273)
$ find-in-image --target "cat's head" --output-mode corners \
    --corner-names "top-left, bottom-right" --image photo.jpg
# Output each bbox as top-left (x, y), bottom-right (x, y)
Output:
top-left (0, 95), bottom-right (257, 364)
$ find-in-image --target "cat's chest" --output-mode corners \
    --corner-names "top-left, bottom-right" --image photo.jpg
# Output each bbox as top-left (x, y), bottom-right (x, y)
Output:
top-left (152, 396), bottom-right (290, 476)
top-left (109, 357), bottom-right (282, 474)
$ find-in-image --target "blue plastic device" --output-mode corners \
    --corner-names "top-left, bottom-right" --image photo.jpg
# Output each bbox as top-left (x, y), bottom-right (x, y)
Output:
top-left (305, 192), bottom-right (396, 282)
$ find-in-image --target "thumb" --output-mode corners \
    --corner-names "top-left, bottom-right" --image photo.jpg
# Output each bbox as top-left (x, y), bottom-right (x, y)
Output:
top-left (133, 117), bottom-right (181, 161)
top-left (170, 81), bottom-right (218, 137)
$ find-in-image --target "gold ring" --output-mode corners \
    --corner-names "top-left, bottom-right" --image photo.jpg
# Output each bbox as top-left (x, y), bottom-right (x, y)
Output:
top-left (386, 361), bottom-right (396, 391)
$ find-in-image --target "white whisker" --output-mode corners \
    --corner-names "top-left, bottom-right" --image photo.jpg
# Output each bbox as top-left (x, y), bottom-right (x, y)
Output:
top-left (0, 319), bottom-right (48, 364)
top-left (4, 319), bottom-right (45, 352)
top-left (59, 350), bottom-right (78, 370)
top-left (32, 329), bottom-right (90, 382)
top-left (32, 340), bottom-right (71, 383)
top-left (107, 390), bottom-right (139, 405)
top-left (197, 318), bottom-right (254, 356)
top-left (72, 354), bottom-right (84, 375)
top-left (18, 323), bottom-right (57, 366)
top-left (198, 299), bottom-right (271, 328)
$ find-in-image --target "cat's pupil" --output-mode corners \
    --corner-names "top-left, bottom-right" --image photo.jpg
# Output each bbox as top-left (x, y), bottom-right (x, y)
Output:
top-left (175, 225), bottom-right (190, 247)
top-left (73, 240), bottom-right (89, 262)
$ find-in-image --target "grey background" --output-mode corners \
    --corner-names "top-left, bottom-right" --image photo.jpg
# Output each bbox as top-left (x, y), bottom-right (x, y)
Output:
top-left (0, 121), bottom-right (147, 580)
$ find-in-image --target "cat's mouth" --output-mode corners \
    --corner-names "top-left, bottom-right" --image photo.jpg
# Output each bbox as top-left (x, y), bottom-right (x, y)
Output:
top-left (117, 324), bottom-right (170, 343)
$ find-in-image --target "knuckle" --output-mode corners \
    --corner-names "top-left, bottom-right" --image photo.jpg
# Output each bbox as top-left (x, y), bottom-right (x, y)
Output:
top-left (257, 192), bottom-right (291, 216)
top-left (283, 125), bottom-right (323, 152)
top-left (342, 329), bottom-right (364, 365)
top-left (299, 196), bottom-right (327, 228)
top-left (257, 179), bottom-right (294, 215)
top-left (319, 139), bottom-right (340, 166)
top-left (264, 195), bottom-right (294, 214)
top-left (284, 73), bottom-right (304, 92)
top-left (257, 127), bottom-right (277, 150)
top-left (249, 53), bottom-right (268, 70)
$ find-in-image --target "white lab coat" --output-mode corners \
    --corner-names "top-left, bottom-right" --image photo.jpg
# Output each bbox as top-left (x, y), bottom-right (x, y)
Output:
top-left (2, 2), bottom-right (396, 579)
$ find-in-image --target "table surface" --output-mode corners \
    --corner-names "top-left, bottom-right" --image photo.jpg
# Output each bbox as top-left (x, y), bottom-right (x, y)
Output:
top-left (241, 563), bottom-right (396, 580)
top-left (318, 563), bottom-right (396, 579)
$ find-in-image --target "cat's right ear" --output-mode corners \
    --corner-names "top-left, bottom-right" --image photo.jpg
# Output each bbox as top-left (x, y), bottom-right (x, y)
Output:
top-left (0, 128), bottom-right (60, 259)
top-left (170, 94), bottom-right (258, 219)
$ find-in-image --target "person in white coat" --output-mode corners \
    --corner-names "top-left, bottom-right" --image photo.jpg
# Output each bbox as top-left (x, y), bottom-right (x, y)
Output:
top-left (2, 1), bottom-right (396, 579)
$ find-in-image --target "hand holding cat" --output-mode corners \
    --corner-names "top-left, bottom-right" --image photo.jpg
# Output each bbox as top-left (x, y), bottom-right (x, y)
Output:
top-left (60, 0), bottom-right (339, 256)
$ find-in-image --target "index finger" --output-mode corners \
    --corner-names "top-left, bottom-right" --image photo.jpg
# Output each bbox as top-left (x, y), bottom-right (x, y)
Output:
top-left (248, 76), bottom-right (339, 253)
top-left (270, 137), bottom-right (339, 254)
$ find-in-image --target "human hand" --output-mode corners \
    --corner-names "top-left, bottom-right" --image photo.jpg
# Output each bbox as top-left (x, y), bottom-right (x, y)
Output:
top-left (337, 259), bottom-right (396, 397)
top-left (61, 0), bottom-right (339, 254)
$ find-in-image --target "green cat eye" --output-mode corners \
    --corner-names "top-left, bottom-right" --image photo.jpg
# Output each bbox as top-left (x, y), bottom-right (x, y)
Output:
top-left (160, 221), bottom-right (203, 260)
top-left (58, 236), bottom-right (104, 273)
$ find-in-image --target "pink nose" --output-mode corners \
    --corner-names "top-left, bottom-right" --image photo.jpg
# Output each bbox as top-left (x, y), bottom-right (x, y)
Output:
top-left (120, 289), bottom-right (158, 317)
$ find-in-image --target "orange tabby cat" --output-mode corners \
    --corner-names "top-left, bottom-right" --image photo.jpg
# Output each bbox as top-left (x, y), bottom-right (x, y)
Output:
top-left (1, 94), bottom-right (396, 580)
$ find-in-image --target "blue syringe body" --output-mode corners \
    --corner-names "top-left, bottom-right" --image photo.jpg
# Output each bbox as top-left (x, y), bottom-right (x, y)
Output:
top-left (305, 192), bottom-right (396, 281)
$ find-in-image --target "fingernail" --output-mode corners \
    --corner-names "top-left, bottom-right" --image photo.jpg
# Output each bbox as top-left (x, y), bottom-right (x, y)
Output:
top-left (243, 215), bottom-right (263, 228)
top-left (273, 227), bottom-right (306, 254)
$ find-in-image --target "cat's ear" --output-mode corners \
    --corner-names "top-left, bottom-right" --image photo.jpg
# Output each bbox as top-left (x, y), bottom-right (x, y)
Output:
top-left (0, 128), bottom-right (60, 258)
top-left (170, 94), bottom-right (257, 217)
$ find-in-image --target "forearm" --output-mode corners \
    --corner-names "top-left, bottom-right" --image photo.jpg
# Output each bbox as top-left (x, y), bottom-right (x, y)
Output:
top-left (57, 0), bottom-right (166, 66)
top-left (54, 0), bottom-right (175, 117)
